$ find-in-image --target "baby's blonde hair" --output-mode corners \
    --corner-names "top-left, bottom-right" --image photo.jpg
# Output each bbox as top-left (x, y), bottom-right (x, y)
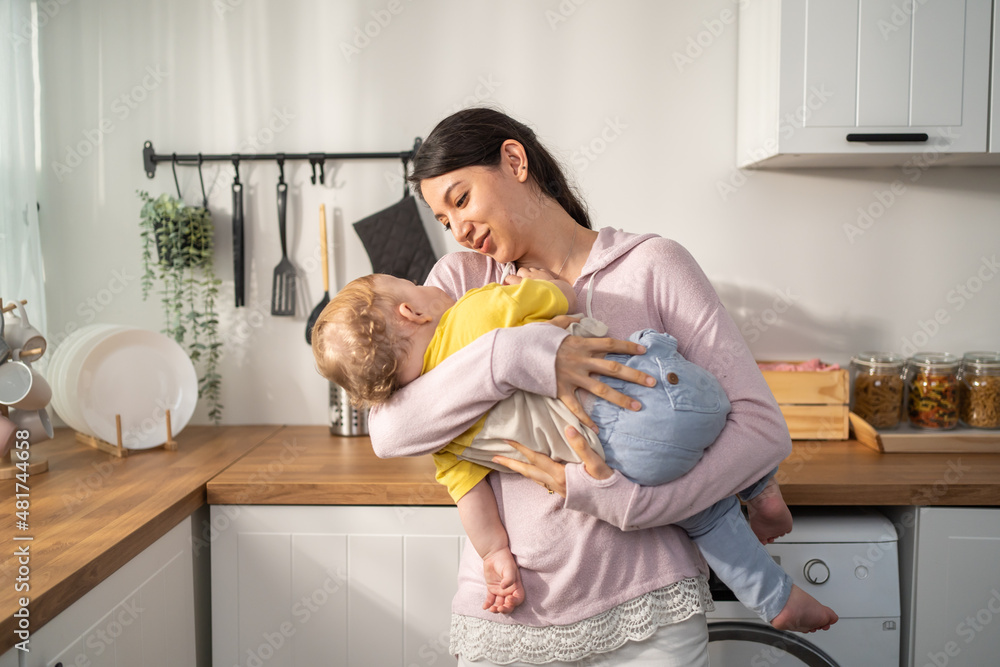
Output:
top-left (310, 274), bottom-right (409, 408)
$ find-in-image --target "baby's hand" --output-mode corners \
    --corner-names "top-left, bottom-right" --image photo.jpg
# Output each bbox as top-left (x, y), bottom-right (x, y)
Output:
top-left (481, 547), bottom-right (525, 614)
top-left (516, 267), bottom-right (558, 282)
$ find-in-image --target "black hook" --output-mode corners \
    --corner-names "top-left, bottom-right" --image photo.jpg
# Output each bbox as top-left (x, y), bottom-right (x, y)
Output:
top-left (232, 155), bottom-right (241, 185)
top-left (171, 153), bottom-right (182, 200)
top-left (308, 153), bottom-right (325, 185)
top-left (277, 153), bottom-right (286, 186)
top-left (197, 154), bottom-right (208, 208)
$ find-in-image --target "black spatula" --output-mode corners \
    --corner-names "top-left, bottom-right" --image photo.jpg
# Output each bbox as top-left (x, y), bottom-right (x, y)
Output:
top-left (305, 204), bottom-right (330, 344)
top-left (270, 180), bottom-right (296, 316)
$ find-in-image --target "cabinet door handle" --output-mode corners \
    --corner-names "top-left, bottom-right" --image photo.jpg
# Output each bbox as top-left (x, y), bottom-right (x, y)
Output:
top-left (846, 133), bottom-right (929, 142)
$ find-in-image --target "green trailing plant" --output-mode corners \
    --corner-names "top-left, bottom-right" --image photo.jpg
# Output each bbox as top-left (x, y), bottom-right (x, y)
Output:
top-left (137, 190), bottom-right (223, 423)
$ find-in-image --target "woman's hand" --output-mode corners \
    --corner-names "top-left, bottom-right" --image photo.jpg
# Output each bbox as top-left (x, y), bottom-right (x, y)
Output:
top-left (493, 426), bottom-right (613, 497)
top-left (556, 335), bottom-right (656, 432)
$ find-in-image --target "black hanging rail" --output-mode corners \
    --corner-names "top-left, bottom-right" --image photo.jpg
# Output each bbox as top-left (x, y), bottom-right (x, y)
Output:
top-left (142, 137), bottom-right (423, 184)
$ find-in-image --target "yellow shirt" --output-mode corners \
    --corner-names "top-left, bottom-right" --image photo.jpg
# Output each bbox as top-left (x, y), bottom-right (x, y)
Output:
top-left (426, 280), bottom-right (568, 501)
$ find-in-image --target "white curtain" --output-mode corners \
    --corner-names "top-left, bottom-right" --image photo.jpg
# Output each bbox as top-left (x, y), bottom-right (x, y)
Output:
top-left (0, 0), bottom-right (46, 335)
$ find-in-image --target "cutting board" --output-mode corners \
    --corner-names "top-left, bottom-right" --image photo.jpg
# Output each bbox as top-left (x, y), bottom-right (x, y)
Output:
top-left (850, 412), bottom-right (1000, 453)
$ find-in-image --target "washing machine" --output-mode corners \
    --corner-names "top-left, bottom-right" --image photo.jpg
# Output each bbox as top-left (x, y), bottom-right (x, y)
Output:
top-left (706, 507), bottom-right (900, 666)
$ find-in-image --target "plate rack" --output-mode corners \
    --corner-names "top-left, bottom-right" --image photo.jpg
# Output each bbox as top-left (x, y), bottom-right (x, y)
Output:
top-left (76, 410), bottom-right (179, 458)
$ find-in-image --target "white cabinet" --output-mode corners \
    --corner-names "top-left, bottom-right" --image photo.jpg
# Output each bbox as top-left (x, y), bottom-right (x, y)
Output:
top-left (992, 3), bottom-right (1000, 152)
top-left (0, 509), bottom-right (208, 667)
top-left (210, 505), bottom-right (465, 667)
top-left (888, 507), bottom-right (1000, 667)
top-left (737, 0), bottom-right (994, 167)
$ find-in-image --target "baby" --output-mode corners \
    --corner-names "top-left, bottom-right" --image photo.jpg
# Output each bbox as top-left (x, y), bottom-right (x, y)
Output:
top-left (311, 269), bottom-right (838, 633)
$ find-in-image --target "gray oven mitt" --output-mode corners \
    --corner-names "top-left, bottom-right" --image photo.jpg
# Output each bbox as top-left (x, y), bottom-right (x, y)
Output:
top-left (352, 196), bottom-right (438, 285)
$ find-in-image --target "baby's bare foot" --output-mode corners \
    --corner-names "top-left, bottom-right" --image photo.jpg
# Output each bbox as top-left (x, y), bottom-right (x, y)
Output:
top-left (771, 584), bottom-right (839, 633)
top-left (747, 478), bottom-right (793, 544)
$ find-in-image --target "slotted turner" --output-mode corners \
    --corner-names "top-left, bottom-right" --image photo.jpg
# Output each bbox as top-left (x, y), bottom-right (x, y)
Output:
top-left (271, 180), bottom-right (296, 316)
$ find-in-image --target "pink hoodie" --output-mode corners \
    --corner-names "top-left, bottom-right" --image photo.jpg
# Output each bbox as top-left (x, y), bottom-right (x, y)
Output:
top-left (369, 227), bottom-right (792, 626)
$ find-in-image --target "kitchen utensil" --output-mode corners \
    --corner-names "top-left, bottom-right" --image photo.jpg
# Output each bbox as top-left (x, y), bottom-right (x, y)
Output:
top-left (353, 195), bottom-right (437, 285)
top-left (3, 300), bottom-right (46, 362)
top-left (270, 178), bottom-right (296, 316)
top-left (305, 204), bottom-right (331, 344)
top-left (8, 407), bottom-right (53, 444)
top-left (0, 305), bottom-right (9, 363)
top-left (232, 170), bottom-right (245, 307)
top-left (76, 328), bottom-right (197, 448)
top-left (329, 382), bottom-right (368, 436)
top-left (0, 353), bottom-right (50, 410)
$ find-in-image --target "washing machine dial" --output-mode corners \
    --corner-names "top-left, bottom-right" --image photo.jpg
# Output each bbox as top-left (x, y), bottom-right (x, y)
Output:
top-left (803, 559), bottom-right (830, 585)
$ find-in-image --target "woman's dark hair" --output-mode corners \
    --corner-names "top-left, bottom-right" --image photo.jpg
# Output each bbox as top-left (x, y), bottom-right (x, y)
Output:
top-left (407, 108), bottom-right (592, 230)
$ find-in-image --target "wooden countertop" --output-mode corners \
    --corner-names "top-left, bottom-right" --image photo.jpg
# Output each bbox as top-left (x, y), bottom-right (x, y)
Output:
top-left (207, 425), bottom-right (452, 505)
top-left (7, 425), bottom-right (1000, 652)
top-left (0, 425), bottom-right (280, 654)
top-left (207, 427), bottom-right (1000, 507)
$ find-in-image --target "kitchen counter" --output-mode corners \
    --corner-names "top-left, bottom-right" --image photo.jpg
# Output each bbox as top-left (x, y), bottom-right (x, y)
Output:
top-left (0, 425), bottom-right (280, 654)
top-left (7, 425), bottom-right (1000, 654)
top-left (207, 426), bottom-right (1000, 506)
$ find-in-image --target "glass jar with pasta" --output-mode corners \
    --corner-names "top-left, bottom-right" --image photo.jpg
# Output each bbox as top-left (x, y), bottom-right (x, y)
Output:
top-left (959, 351), bottom-right (1000, 429)
top-left (906, 353), bottom-right (960, 430)
top-left (850, 352), bottom-right (906, 429)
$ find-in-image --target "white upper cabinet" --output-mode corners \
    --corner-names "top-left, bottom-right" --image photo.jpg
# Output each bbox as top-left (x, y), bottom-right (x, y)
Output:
top-left (992, 0), bottom-right (1000, 152)
top-left (737, 0), bottom-right (994, 167)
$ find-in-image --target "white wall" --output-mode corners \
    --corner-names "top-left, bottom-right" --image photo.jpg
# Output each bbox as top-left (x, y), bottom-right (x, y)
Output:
top-left (35, 0), bottom-right (1000, 426)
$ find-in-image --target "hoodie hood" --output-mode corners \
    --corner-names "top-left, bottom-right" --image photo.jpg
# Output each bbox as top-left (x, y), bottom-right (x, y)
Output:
top-left (576, 227), bottom-right (659, 318)
top-left (579, 227), bottom-right (659, 279)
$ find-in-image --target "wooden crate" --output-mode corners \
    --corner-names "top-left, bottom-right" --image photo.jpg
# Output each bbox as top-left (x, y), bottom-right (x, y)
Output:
top-left (759, 364), bottom-right (850, 440)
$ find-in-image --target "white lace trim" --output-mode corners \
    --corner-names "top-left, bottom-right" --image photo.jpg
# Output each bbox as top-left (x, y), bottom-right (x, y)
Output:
top-left (450, 576), bottom-right (714, 665)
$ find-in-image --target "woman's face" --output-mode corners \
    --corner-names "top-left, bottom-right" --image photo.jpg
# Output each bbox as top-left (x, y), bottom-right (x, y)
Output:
top-left (420, 150), bottom-right (535, 265)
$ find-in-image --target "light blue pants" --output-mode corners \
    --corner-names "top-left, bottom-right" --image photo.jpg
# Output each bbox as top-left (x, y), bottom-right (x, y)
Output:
top-left (591, 329), bottom-right (792, 622)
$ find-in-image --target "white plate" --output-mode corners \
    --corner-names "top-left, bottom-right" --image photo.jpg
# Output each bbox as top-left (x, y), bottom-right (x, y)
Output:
top-left (49, 324), bottom-right (122, 434)
top-left (76, 329), bottom-right (197, 449)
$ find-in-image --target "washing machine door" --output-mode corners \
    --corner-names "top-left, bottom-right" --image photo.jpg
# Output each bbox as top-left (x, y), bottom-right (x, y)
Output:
top-left (708, 622), bottom-right (840, 667)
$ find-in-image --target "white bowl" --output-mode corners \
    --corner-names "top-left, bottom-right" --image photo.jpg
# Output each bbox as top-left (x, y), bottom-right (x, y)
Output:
top-left (76, 328), bottom-right (197, 449)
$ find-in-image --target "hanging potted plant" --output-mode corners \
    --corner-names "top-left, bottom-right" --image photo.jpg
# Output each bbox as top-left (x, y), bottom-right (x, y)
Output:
top-left (137, 190), bottom-right (223, 423)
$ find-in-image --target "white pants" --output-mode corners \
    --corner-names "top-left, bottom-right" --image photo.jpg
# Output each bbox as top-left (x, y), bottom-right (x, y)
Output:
top-left (456, 613), bottom-right (710, 667)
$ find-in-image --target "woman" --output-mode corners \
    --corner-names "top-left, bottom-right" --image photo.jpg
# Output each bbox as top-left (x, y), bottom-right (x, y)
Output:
top-left (368, 108), bottom-right (792, 666)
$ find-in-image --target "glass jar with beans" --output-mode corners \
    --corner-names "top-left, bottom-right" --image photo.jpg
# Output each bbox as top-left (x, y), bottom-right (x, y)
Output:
top-left (959, 352), bottom-right (1000, 429)
top-left (906, 353), bottom-right (960, 430)
top-left (850, 352), bottom-right (906, 429)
